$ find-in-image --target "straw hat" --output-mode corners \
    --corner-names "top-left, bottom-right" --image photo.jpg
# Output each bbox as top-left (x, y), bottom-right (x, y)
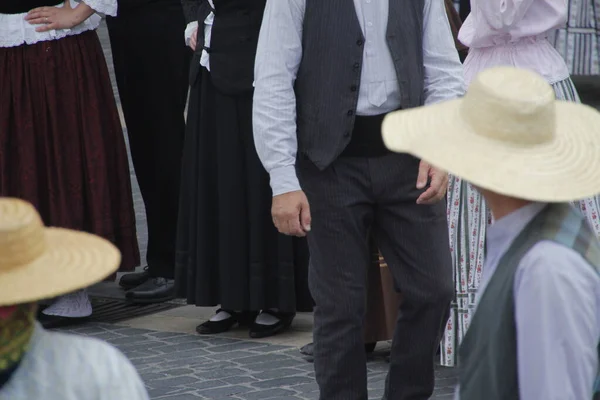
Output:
top-left (0, 198), bottom-right (120, 306)
top-left (381, 66), bottom-right (600, 202)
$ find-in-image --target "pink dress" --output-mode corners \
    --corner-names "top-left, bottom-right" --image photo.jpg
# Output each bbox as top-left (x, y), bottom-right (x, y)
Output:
top-left (459, 0), bottom-right (570, 84)
top-left (441, 0), bottom-right (600, 367)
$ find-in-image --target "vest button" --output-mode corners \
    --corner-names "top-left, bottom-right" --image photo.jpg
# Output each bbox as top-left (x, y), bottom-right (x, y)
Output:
top-left (343, 131), bottom-right (351, 138)
top-left (356, 39), bottom-right (364, 46)
top-left (347, 110), bottom-right (354, 116)
top-left (350, 85), bottom-right (357, 92)
top-left (353, 62), bottom-right (360, 70)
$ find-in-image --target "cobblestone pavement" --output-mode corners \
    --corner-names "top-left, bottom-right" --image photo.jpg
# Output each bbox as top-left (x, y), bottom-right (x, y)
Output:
top-left (61, 323), bottom-right (457, 399)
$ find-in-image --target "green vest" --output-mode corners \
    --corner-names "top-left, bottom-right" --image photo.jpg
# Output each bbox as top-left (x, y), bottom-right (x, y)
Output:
top-left (458, 204), bottom-right (600, 400)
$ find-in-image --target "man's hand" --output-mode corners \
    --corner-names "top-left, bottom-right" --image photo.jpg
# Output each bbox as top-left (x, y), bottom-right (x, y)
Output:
top-left (416, 160), bottom-right (448, 205)
top-left (26, 2), bottom-right (94, 32)
top-left (189, 27), bottom-right (198, 51)
top-left (272, 190), bottom-right (311, 237)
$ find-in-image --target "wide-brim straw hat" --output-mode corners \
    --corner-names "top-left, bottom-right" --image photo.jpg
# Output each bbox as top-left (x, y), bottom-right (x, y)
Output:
top-left (0, 198), bottom-right (120, 306)
top-left (382, 66), bottom-right (600, 202)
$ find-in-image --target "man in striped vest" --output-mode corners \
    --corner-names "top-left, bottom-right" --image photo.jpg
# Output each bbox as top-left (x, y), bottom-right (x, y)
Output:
top-left (382, 66), bottom-right (600, 399)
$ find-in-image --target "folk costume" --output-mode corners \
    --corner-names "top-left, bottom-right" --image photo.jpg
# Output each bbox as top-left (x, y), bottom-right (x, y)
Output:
top-left (0, 0), bottom-right (140, 325)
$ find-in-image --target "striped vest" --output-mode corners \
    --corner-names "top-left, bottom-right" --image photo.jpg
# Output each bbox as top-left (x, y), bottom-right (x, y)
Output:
top-left (295, 0), bottom-right (425, 170)
top-left (458, 203), bottom-right (600, 400)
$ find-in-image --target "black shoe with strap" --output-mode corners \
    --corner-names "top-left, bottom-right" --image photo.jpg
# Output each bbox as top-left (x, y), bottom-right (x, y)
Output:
top-left (248, 310), bottom-right (295, 339)
top-left (196, 310), bottom-right (258, 335)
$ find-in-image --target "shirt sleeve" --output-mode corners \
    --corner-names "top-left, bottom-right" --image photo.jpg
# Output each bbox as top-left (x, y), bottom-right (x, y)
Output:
top-left (514, 241), bottom-right (600, 400)
top-left (80, 0), bottom-right (117, 16)
top-left (252, 0), bottom-right (305, 196)
top-left (477, 0), bottom-right (537, 30)
top-left (422, 0), bottom-right (466, 105)
top-left (100, 347), bottom-right (150, 400)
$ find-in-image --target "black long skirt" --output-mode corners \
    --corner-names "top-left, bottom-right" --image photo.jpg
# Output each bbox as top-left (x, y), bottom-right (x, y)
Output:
top-left (176, 69), bottom-right (313, 313)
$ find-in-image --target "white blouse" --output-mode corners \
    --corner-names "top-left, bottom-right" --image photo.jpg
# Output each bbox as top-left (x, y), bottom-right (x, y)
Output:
top-left (184, 0), bottom-right (214, 71)
top-left (458, 0), bottom-right (570, 85)
top-left (0, 0), bottom-right (117, 48)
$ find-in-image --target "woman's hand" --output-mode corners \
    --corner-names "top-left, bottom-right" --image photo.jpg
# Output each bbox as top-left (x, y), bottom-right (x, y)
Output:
top-left (25, 1), bottom-right (95, 32)
top-left (189, 27), bottom-right (199, 51)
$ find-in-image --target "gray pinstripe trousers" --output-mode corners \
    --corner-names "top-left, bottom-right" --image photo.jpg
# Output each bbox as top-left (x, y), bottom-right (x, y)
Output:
top-left (297, 153), bottom-right (453, 400)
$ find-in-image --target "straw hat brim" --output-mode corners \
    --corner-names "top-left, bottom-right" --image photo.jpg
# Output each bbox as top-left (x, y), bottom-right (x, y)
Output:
top-left (0, 227), bottom-right (120, 306)
top-left (382, 99), bottom-right (600, 202)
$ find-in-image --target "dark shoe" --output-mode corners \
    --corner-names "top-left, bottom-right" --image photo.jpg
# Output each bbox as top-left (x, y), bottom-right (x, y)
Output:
top-left (119, 267), bottom-right (150, 290)
top-left (125, 277), bottom-right (175, 304)
top-left (196, 310), bottom-right (258, 335)
top-left (300, 342), bottom-right (314, 356)
top-left (249, 311), bottom-right (295, 339)
top-left (364, 342), bottom-right (377, 353)
top-left (37, 313), bottom-right (89, 329)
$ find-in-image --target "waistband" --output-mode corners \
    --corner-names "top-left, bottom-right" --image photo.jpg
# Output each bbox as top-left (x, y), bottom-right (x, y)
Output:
top-left (340, 114), bottom-right (391, 158)
top-left (0, 0), bottom-right (61, 14)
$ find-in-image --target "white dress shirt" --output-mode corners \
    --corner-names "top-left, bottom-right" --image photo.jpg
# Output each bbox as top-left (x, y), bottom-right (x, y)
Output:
top-left (0, 323), bottom-right (149, 400)
top-left (0, 0), bottom-right (116, 48)
top-left (184, 0), bottom-right (215, 71)
top-left (454, 203), bottom-right (600, 399)
top-left (252, 0), bottom-right (466, 196)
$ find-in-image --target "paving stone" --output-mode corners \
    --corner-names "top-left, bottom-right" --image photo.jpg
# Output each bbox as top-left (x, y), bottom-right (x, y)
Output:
top-left (206, 342), bottom-right (268, 353)
top-left (204, 350), bottom-right (258, 361)
top-left (156, 394), bottom-right (203, 400)
top-left (196, 385), bottom-right (253, 398)
top-left (252, 376), bottom-right (315, 389)
top-left (241, 388), bottom-right (297, 399)
top-left (235, 354), bottom-right (289, 365)
top-left (156, 342), bottom-right (212, 354)
top-left (247, 359), bottom-right (305, 372)
top-left (251, 368), bottom-right (307, 380)
top-left (220, 375), bottom-right (258, 385)
top-left (152, 376), bottom-right (200, 388)
top-left (184, 379), bottom-right (229, 391)
top-left (197, 367), bottom-right (249, 380)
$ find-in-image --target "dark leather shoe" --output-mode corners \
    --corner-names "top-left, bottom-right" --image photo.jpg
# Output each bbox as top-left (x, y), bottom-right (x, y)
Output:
top-left (249, 311), bottom-right (295, 339)
top-left (37, 313), bottom-right (89, 329)
top-left (125, 277), bottom-right (175, 304)
top-left (119, 267), bottom-right (150, 290)
top-left (196, 310), bottom-right (258, 335)
top-left (300, 341), bottom-right (377, 360)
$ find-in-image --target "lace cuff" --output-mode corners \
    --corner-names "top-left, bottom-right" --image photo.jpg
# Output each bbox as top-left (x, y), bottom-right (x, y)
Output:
top-left (80, 0), bottom-right (117, 16)
top-left (184, 21), bottom-right (198, 46)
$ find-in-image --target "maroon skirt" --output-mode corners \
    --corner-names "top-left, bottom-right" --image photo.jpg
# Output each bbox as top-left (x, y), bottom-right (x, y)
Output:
top-left (0, 30), bottom-right (140, 272)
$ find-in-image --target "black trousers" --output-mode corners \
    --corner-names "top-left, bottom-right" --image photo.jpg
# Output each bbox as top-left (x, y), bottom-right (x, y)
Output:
top-left (297, 153), bottom-right (453, 400)
top-left (106, 4), bottom-right (191, 279)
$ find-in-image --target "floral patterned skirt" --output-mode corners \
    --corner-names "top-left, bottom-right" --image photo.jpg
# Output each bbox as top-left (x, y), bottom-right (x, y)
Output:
top-left (440, 77), bottom-right (600, 366)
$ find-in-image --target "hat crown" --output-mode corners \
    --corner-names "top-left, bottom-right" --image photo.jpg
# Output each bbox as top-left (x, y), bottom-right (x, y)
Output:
top-left (461, 67), bottom-right (556, 145)
top-left (0, 199), bottom-right (47, 271)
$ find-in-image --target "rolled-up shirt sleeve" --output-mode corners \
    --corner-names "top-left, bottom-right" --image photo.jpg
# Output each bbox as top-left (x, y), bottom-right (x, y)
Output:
top-left (252, 0), bottom-right (305, 196)
top-left (422, 0), bottom-right (465, 105)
